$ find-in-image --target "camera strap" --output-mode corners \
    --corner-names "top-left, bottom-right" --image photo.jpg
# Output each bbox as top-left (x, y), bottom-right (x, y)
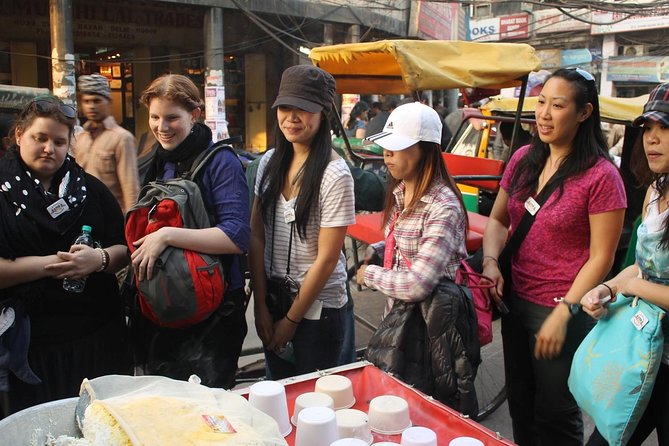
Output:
top-left (269, 203), bottom-right (295, 278)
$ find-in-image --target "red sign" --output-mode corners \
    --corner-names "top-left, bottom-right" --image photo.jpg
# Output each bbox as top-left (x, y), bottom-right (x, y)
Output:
top-left (415, 2), bottom-right (459, 40)
top-left (500, 14), bottom-right (529, 40)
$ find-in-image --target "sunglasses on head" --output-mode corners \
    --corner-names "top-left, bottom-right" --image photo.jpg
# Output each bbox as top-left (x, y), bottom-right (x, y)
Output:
top-left (566, 67), bottom-right (595, 82)
top-left (28, 96), bottom-right (77, 120)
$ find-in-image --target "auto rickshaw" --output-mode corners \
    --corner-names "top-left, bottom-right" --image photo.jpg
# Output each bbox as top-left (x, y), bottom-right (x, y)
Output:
top-left (308, 39), bottom-right (542, 420)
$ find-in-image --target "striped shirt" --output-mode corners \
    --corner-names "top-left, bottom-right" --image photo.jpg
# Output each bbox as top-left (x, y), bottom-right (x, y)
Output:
top-left (363, 179), bottom-right (467, 317)
top-left (256, 149), bottom-right (355, 309)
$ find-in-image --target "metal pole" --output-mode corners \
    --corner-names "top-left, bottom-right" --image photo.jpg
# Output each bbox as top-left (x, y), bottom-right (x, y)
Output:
top-left (204, 7), bottom-right (225, 80)
top-left (203, 7), bottom-right (228, 140)
top-left (49, 0), bottom-right (76, 108)
top-left (509, 75), bottom-right (529, 157)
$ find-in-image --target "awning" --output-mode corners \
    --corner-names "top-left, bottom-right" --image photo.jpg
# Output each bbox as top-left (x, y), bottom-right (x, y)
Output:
top-left (309, 40), bottom-right (541, 94)
top-left (482, 94), bottom-right (647, 124)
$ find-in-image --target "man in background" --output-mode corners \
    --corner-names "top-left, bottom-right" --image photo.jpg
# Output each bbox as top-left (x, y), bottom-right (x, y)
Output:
top-left (369, 101), bottom-right (382, 120)
top-left (365, 96), bottom-right (398, 136)
top-left (72, 74), bottom-right (139, 213)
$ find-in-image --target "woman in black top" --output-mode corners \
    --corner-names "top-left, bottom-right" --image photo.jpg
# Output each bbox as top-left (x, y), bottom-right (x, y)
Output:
top-left (0, 96), bottom-right (131, 415)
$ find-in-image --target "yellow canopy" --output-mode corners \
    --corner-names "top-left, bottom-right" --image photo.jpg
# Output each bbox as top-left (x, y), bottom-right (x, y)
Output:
top-left (309, 40), bottom-right (541, 94)
top-left (482, 94), bottom-right (648, 124)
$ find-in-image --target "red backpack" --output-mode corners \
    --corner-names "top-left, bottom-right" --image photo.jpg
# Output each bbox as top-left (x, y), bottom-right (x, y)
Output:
top-left (125, 145), bottom-right (230, 328)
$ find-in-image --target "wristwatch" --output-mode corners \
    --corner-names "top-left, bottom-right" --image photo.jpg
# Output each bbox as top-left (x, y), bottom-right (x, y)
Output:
top-left (556, 298), bottom-right (580, 315)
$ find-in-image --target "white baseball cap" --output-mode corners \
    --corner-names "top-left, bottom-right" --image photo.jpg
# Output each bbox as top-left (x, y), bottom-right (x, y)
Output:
top-left (365, 101), bottom-right (442, 151)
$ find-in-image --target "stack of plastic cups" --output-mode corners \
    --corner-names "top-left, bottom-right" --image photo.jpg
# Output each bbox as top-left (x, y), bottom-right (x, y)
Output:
top-left (292, 392), bottom-right (335, 426)
top-left (248, 380), bottom-right (292, 437)
top-left (335, 408), bottom-right (373, 444)
top-left (295, 406), bottom-right (339, 446)
top-left (400, 426), bottom-right (437, 446)
top-left (331, 439), bottom-right (370, 446)
top-left (368, 395), bottom-right (412, 435)
top-left (449, 438), bottom-right (484, 446)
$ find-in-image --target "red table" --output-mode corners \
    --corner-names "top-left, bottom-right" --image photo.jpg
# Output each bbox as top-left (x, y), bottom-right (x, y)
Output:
top-left (237, 362), bottom-right (514, 446)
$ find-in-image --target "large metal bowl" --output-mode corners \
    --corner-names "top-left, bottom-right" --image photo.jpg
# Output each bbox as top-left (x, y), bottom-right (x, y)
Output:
top-left (0, 397), bottom-right (80, 445)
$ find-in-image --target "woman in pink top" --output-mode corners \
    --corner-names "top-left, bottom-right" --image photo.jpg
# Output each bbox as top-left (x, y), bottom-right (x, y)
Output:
top-left (482, 68), bottom-right (627, 446)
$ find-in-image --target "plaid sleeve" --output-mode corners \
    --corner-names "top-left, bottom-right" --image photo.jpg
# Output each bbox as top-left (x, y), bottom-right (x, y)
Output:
top-left (364, 200), bottom-right (466, 301)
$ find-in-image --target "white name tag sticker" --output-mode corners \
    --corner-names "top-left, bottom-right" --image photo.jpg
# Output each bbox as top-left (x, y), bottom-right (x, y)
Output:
top-left (303, 299), bottom-right (323, 320)
top-left (47, 198), bottom-right (70, 218)
top-left (284, 208), bottom-right (296, 224)
top-left (631, 310), bottom-right (649, 330)
top-left (524, 197), bottom-right (540, 216)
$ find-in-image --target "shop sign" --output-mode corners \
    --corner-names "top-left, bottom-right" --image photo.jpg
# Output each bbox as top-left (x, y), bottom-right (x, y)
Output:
top-left (500, 14), bottom-right (528, 40)
top-left (533, 9), bottom-right (591, 34)
top-left (560, 49), bottom-right (592, 67)
top-left (469, 17), bottom-right (499, 42)
top-left (606, 56), bottom-right (669, 83)
top-left (411, 1), bottom-right (459, 40)
top-left (536, 49), bottom-right (561, 70)
top-left (0, 85), bottom-right (49, 110)
top-left (0, 0), bottom-right (204, 47)
top-left (591, 10), bottom-right (669, 34)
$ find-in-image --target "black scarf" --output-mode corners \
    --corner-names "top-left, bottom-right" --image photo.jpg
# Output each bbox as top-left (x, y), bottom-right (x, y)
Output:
top-left (0, 147), bottom-right (87, 259)
top-left (143, 122), bottom-right (212, 185)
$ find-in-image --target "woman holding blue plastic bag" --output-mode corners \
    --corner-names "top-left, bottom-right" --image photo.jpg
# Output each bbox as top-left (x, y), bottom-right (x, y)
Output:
top-left (578, 83), bottom-right (669, 445)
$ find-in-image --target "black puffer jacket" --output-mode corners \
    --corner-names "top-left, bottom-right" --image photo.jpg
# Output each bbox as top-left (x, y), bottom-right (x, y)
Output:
top-left (365, 280), bottom-right (481, 418)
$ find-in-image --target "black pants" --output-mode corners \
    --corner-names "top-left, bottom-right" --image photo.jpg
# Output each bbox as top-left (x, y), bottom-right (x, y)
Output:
top-left (134, 288), bottom-right (247, 390)
top-left (502, 295), bottom-right (593, 446)
top-left (587, 362), bottom-right (669, 446)
top-left (265, 305), bottom-right (345, 380)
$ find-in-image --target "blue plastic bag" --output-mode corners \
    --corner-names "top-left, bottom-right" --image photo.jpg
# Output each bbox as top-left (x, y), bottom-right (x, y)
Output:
top-left (569, 296), bottom-right (665, 446)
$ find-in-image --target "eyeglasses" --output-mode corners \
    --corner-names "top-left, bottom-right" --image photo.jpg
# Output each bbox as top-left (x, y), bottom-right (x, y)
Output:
top-left (566, 67), bottom-right (595, 82)
top-left (28, 96), bottom-right (77, 120)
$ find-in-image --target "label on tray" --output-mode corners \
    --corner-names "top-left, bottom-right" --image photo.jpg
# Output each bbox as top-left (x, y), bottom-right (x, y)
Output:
top-left (202, 414), bottom-right (237, 433)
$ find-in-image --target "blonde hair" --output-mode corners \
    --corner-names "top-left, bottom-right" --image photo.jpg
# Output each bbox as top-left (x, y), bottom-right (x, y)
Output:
top-left (140, 74), bottom-right (203, 111)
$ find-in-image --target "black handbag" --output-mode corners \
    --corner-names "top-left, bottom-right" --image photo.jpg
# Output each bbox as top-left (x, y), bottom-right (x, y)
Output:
top-left (265, 276), bottom-right (298, 321)
top-left (265, 213), bottom-right (299, 322)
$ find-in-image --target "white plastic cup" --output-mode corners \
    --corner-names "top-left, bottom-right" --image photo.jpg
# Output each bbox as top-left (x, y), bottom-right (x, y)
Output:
top-left (336, 408), bottom-right (373, 444)
top-left (371, 443), bottom-right (402, 446)
top-left (248, 380), bottom-right (292, 437)
top-left (315, 375), bottom-right (356, 409)
top-left (448, 437), bottom-right (484, 446)
top-left (292, 392), bottom-right (335, 426)
top-left (368, 395), bottom-right (411, 435)
top-left (296, 406), bottom-right (339, 446)
top-left (331, 439), bottom-right (370, 446)
top-left (400, 426), bottom-right (437, 446)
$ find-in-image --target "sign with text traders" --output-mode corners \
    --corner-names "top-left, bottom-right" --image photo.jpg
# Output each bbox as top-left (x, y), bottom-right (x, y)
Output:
top-left (469, 14), bottom-right (529, 42)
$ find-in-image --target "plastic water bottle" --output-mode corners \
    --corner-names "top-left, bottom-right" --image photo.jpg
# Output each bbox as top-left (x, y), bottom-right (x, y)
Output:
top-left (276, 341), bottom-right (295, 364)
top-left (62, 225), bottom-right (95, 293)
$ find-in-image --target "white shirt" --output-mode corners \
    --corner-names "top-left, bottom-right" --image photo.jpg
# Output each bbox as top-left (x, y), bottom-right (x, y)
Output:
top-left (255, 149), bottom-right (355, 308)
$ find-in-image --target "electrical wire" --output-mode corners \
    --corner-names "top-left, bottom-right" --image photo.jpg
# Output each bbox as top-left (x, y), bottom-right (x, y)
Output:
top-left (5, 1), bottom-right (669, 64)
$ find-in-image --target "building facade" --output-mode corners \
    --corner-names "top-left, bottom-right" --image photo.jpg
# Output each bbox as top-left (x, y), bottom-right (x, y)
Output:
top-left (0, 0), bottom-right (464, 151)
top-left (467, 2), bottom-right (669, 98)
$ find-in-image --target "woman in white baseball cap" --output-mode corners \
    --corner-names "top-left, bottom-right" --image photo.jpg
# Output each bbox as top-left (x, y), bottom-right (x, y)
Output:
top-left (357, 101), bottom-right (468, 310)
top-left (356, 102), bottom-right (475, 412)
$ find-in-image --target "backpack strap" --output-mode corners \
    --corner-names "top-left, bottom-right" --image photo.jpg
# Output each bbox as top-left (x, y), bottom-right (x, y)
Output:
top-left (186, 142), bottom-right (233, 181)
top-left (181, 139), bottom-right (243, 294)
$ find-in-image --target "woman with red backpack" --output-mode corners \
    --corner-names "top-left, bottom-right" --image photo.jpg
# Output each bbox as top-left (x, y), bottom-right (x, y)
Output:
top-left (128, 74), bottom-right (250, 389)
